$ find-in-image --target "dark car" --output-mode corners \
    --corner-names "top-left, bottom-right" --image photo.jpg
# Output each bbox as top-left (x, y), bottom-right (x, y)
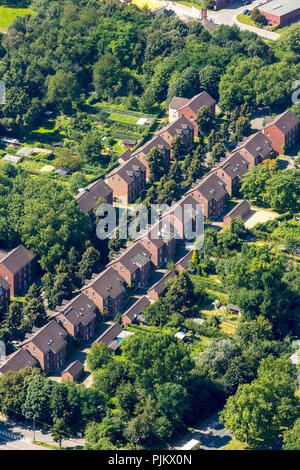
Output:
top-left (242, 9), bottom-right (249, 14)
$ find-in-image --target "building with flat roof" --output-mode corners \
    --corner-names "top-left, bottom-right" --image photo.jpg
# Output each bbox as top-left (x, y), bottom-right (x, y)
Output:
top-left (259, 0), bottom-right (300, 26)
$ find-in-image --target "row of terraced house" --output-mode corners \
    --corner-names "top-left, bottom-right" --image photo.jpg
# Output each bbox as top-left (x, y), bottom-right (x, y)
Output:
top-left (0, 94), bottom-right (299, 376)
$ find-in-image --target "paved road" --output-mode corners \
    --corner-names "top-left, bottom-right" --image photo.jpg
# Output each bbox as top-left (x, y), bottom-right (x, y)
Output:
top-left (172, 412), bottom-right (232, 450)
top-left (166, 0), bottom-right (280, 40)
top-left (0, 420), bottom-right (84, 450)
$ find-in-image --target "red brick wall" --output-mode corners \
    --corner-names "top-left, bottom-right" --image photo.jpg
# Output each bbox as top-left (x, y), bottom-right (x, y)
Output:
top-left (259, 8), bottom-right (300, 26)
top-left (263, 125), bottom-right (286, 154)
top-left (178, 104), bottom-right (215, 138)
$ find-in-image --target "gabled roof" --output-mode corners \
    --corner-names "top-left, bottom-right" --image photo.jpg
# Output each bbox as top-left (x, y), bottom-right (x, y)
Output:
top-left (75, 178), bottom-right (112, 214)
top-left (105, 157), bottom-right (146, 184)
top-left (237, 132), bottom-right (272, 158)
top-left (93, 322), bottom-right (122, 348)
top-left (169, 96), bottom-right (190, 110)
top-left (179, 91), bottom-right (216, 114)
top-left (55, 293), bottom-right (97, 327)
top-left (0, 245), bottom-right (36, 274)
top-left (148, 270), bottom-right (176, 296)
top-left (83, 267), bottom-right (125, 300)
top-left (224, 199), bottom-right (250, 219)
top-left (156, 115), bottom-right (193, 139)
top-left (214, 152), bottom-right (249, 180)
top-left (122, 296), bottom-right (150, 323)
top-left (0, 348), bottom-right (38, 375)
top-left (107, 243), bottom-right (152, 273)
top-left (132, 135), bottom-right (170, 157)
top-left (21, 320), bottom-right (68, 355)
top-left (176, 250), bottom-right (193, 270)
top-left (118, 149), bottom-right (132, 163)
top-left (169, 91), bottom-right (216, 114)
top-left (187, 173), bottom-right (227, 202)
top-left (265, 110), bottom-right (300, 135)
top-left (62, 360), bottom-right (84, 378)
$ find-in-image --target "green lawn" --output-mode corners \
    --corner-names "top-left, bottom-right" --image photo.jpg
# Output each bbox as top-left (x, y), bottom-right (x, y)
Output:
top-left (236, 14), bottom-right (256, 28)
top-left (0, 6), bottom-right (34, 29)
top-left (222, 438), bottom-right (248, 450)
top-left (109, 112), bottom-right (139, 125)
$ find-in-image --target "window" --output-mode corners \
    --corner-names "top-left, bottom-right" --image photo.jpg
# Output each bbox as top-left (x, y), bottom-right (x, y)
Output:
top-left (4, 274), bottom-right (8, 280)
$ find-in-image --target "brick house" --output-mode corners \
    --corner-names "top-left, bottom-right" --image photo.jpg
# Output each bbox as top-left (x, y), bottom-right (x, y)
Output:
top-left (168, 194), bottom-right (203, 240)
top-left (0, 245), bottom-right (37, 297)
top-left (92, 322), bottom-right (123, 354)
top-left (21, 320), bottom-right (68, 373)
top-left (105, 157), bottom-right (147, 204)
top-left (147, 270), bottom-right (176, 301)
top-left (82, 267), bottom-right (126, 317)
top-left (61, 360), bottom-right (84, 382)
top-left (156, 115), bottom-right (194, 153)
top-left (0, 348), bottom-right (38, 376)
top-left (176, 250), bottom-right (193, 272)
top-left (0, 275), bottom-right (10, 310)
top-left (236, 132), bottom-right (273, 168)
top-left (138, 219), bottom-right (177, 267)
top-left (54, 293), bottom-right (97, 342)
top-left (132, 135), bottom-right (170, 179)
top-left (75, 178), bottom-right (113, 215)
top-left (223, 200), bottom-right (251, 227)
top-left (262, 110), bottom-right (300, 155)
top-left (169, 91), bottom-right (216, 137)
top-left (212, 152), bottom-right (249, 196)
top-left (186, 173), bottom-right (227, 220)
top-left (258, 0), bottom-right (300, 26)
top-left (107, 243), bottom-right (152, 287)
top-left (122, 296), bottom-right (151, 326)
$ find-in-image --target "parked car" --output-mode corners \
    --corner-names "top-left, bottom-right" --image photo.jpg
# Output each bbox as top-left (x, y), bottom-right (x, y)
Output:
top-left (246, 10), bottom-right (252, 15)
top-left (242, 9), bottom-right (250, 15)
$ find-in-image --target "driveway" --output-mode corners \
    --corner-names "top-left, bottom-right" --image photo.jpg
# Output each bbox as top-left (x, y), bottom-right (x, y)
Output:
top-left (244, 207), bottom-right (279, 228)
top-left (166, 1), bottom-right (280, 40)
top-left (171, 412), bottom-right (232, 450)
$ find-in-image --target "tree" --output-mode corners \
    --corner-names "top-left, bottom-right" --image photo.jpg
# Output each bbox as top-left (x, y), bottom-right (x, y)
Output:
top-left (54, 148), bottom-right (82, 172)
top-left (77, 245), bottom-right (100, 283)
top-left (283, 418), bottom-right (300, 450)
top-left (210, 142), bottom-right (227, 162)
top-left (147, 148), bottom-right (166, 183)
top-left (46, 70), bottom-right (81, 114)
top-left (122, 334), bottom-right (194, 391)
top-left (21, 284), bottom-right (47, 332)
top-left (198, 65), bottom-right (220, 99)
top-left (69, 172), bottom-right (88, 195)
top-left (18, 177), bottom-right (92, 271)
top-left (196, 106), bottom-right (215, 136)
top-left (22, 375), bottom-right (55, 425)
top-left (87, 342), bottom-right (112, 372)
top-left (164, 271), bottom-right (195, 314)
top-left (0, 367), bottom-right (39, 419)
top-left (251, 8), bottom-right (266, 26)
top-left (93, 53), bottom-right (123, 99)
top-left (220, 355), bottom-right (300, 448)
top-left (50, 418), bottom-right (70, 448)
top-left (78, 130), bottom-right (104, 164)
top-left (170, 134), bottom-right (186, 161)
top-left (240, 165), bottom-right (272, 204)
top-left (265, 169), bottom-right (300, 212)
